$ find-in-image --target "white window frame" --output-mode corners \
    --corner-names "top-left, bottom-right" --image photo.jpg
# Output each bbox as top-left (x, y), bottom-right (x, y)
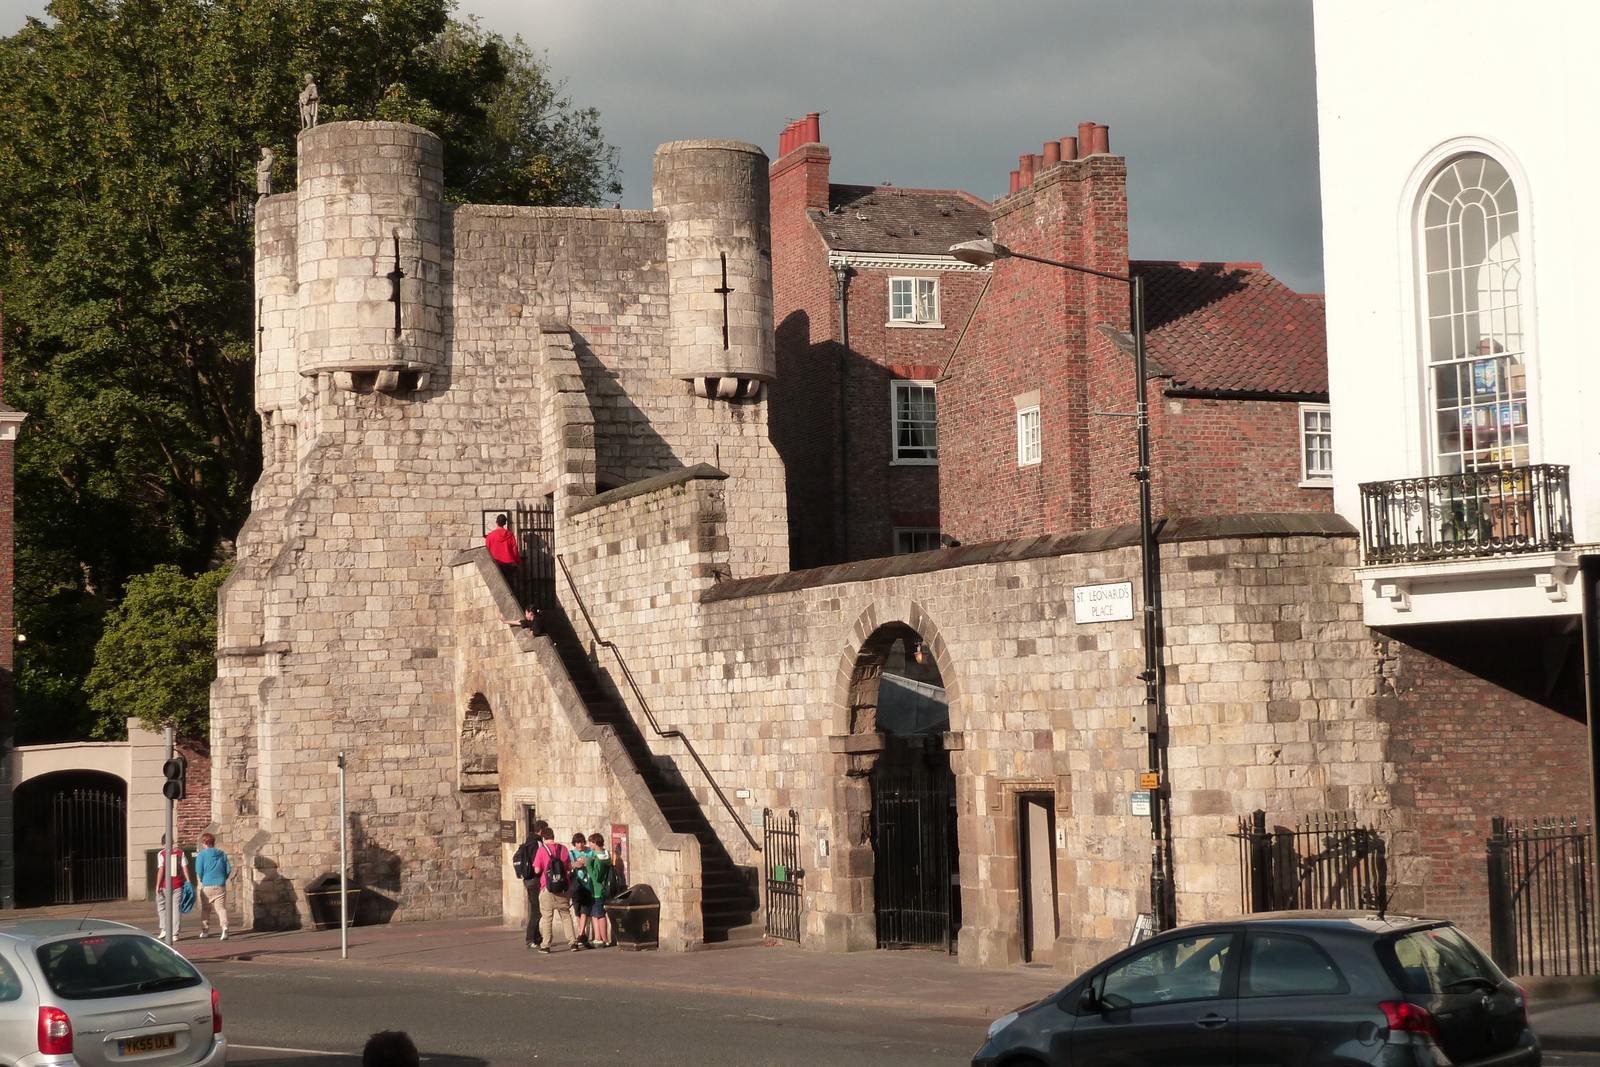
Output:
top-left (891, 380), bottom-right (939, 465)
top-left (888, 276), bottom-right (941, 326)
top-left (893, 528), bottom-right (941, 555)
top-left (1299, 402), bottom-right (1333, 485)
top-left (1017, 406), bottom-right (1041, 467)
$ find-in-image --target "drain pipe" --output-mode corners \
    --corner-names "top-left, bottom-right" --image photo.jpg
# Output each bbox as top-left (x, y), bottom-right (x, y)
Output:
top-left (834, 261), bottom-right (854, 562)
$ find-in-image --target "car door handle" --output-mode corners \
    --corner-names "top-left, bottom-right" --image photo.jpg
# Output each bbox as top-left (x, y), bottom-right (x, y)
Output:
top-left (1195, 1013), bottom-right (1229, 1029)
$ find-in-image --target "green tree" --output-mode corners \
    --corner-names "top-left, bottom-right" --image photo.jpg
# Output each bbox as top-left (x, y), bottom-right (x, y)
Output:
top-left (0, 0), bottom-right (619, 742)
top-left (84, 563), bottom-right (231, 740)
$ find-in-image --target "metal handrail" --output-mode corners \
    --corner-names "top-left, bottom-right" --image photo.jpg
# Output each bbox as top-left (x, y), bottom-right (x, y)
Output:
top-left (555, 553), bottom-right (760, 853)
top-left (1359, 464), bottom-right (1572, 565)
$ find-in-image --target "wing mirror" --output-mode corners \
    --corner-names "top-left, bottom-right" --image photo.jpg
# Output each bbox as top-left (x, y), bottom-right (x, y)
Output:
top-left (1078, 988), bottom-right (1101, 1013)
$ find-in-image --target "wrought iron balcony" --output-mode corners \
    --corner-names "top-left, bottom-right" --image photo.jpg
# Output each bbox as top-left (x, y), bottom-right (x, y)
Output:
top-left (1360, 464), bottom-right (1573, 565)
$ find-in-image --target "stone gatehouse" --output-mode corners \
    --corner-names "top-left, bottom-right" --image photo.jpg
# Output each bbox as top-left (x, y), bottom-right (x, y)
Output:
top-left (213, 120), bottom-right (1591, 972)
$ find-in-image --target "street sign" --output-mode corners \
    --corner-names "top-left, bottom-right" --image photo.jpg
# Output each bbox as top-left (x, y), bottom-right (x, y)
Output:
top-left (1130, 791), bottom-right (1152, 817)
top-left (1139, 771), bottom-right (1160, 790)
top-left (1074, 582), bottom-right (1134, 623)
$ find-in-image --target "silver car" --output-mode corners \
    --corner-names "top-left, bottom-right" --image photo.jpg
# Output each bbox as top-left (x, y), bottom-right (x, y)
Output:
top-left (0, 919), bottom-right (225, 1067)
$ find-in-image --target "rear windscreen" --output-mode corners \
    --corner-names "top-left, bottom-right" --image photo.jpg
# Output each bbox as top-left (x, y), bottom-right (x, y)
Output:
top-left (1379, 926), bottom-right (1506, 995)
top-left (36, 934), bottom-right (202, 1000)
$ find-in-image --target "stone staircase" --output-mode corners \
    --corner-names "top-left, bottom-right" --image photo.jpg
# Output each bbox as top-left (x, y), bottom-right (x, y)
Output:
top-left (541, 605), bottom-right (761, 944)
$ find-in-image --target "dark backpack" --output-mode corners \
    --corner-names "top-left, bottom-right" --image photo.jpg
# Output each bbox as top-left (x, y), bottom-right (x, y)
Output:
top-left (541, 843), bottom-right (569, 893)
top-left (605, 863), bottom-right (626, 899)
top-left (512, 841), bottom-right (535, 882)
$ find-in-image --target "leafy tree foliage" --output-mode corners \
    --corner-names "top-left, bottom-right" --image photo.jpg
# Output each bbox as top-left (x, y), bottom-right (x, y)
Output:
top-left (84, 563), bottom-right (231, 740)
top-left (0, 0), bottom-right (619, 742)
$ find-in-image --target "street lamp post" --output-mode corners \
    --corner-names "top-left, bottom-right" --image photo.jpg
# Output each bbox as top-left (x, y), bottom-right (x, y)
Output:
top-left (950, 238), bottom-right (1173, 930)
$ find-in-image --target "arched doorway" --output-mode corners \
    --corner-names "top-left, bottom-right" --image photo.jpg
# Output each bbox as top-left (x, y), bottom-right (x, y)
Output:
top-left (849, 622), bottom-right (960, 951)
top-left (14, 770), bottom-right (128, 907)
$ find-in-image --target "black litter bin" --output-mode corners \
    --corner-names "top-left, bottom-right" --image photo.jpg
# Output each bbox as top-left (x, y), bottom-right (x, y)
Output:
top-left (604, 883), bottom-right (660, 951)
top-left (305, 873), bottom-right (361, 931)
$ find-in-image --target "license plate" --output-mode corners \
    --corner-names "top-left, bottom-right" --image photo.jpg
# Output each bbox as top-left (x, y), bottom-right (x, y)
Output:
top-left (118, 1032), bottom-right (177, 1056)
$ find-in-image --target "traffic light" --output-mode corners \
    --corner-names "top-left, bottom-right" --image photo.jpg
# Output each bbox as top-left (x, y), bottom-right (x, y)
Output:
top-left (162, 757), bottom-right (187, 801)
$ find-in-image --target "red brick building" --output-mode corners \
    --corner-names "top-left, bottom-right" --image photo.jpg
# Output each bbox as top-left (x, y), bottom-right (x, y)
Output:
top-left (770, 116), bottom-right (1333, 564)
top-left (938, 132), bottom-right (1333, 543)
top-left (769, 114), bottom-right (992, 567)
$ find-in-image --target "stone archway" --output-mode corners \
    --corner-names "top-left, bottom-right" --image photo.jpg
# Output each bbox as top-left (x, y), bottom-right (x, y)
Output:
top-left (822, 601), bottom-right (962, 954)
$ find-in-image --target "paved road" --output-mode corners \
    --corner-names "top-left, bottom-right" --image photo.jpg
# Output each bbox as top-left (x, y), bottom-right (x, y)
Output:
top-left (207, 958), bottom-right (988, 1067)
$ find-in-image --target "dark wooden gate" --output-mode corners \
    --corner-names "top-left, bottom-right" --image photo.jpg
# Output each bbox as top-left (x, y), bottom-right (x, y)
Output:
top-left (763, 808), bottom-right (802, 942)
top-left (1487, 815), bottom-right (1596, 976)
top-left (872, 740), bottom-right (958, 951)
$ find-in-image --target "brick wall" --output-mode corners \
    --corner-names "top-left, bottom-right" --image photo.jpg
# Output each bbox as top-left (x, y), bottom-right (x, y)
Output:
top-left (769, 146), bottom-right (839, 567)
top-left (769, 144), bottom-right (986, 565)
top-left (1155, 396), bottom-right (1333, 516)
top-left (175, 738), bottom-right (212, 845)
top-left (1379, 627), bottom-right (1594, 945)
top-left (940, 155), bottom-right (1134, 544)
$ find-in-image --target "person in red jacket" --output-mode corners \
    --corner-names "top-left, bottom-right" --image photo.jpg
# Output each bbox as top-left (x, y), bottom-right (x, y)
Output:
top-left (486, 513), bottom-right (521, 597)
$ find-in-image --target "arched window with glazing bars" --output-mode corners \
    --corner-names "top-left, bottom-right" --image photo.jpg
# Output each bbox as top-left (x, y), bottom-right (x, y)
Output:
top-left (1422, 154), bottom-right (1529, 474)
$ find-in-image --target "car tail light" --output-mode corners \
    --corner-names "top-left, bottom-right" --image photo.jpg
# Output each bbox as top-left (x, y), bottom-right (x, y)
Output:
top-left (1513, 984), bottom-right (1528, 1027)
top-left (38, 1006), bottom-right (73, 1056)
top-left (1381, 1000), bottom-right (1443, 1042)
top-left (212, 987), bottom-right (222, 1034)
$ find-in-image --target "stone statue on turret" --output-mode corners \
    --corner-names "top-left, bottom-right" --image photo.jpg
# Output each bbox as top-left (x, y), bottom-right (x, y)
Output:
top-left (298, 75), bottom-right (319, 129)
top-left (256, 147), bottom-right (274, 196)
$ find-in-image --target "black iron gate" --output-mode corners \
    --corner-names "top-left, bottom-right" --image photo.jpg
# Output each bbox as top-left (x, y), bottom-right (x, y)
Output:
top-left (23, 788), bottom-right (129, 906)
top-left (481, 503), bottom-right (555, 611)
top-left (872, 741), bottom-right (958, 951)
top-left (1487, 815), bottom-right (1596, 976)
top-left (763, 808), bottom-right (803, 943)
top-left (1234, 810), bottom-right (1388, 913)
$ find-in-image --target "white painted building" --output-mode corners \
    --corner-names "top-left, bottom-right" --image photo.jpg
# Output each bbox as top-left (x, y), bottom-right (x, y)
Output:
top-left (1315, 0), bottom-right (1599, 627)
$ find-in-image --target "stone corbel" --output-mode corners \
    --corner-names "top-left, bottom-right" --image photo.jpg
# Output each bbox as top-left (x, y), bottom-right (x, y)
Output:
top-left (1375, 579), bottom-right (1411, 612)
top-left (1534, 564), bottom-right (1575, 603)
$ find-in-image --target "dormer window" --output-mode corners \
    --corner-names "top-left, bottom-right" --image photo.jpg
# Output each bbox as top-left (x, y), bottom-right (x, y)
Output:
top-left (889, 277), bottom-right (939, 325)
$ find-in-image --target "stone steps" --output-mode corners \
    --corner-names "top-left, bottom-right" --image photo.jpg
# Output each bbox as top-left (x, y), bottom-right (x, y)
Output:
top-left (541, 606), bottom-right (758, 942)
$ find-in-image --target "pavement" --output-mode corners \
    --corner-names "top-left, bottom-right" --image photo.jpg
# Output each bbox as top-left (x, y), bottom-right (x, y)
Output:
top-left (18, 899), bottom-right (1600, 1048)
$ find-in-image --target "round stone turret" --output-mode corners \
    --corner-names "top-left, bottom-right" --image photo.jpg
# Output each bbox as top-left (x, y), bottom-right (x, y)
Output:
top-left (295, 121), bottom-right (444, 391)
top-left (653, 140), bottom-right (775, 399)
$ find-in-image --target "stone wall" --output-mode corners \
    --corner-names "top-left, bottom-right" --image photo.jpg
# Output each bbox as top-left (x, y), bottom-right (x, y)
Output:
top-left (555, 472), bottom-right (1402, 971)
top-left (214, 123), bottom-right (787, 930)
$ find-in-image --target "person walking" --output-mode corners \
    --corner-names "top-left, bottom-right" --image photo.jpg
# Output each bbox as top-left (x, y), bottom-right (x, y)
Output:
top-left (530, 825), bottom-right (580, 953)
top-left (154, 835), bottom-right (189, 941)
top-left (512, 823), bottom-right (545, 950)
top-left (193, 833), bottom-right (232, 940)
top-left (585, 833), bottom-right (614, 947)
top-left (485, 514), bottom-right (521, 597)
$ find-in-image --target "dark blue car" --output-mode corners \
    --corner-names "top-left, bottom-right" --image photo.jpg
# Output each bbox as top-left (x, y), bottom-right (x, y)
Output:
top-left (973, 912), bottom-right (1538, 1067)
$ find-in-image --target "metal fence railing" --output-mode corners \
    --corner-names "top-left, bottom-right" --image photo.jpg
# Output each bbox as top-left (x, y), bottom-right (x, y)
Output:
top-left (1487, 815), bottom-right (1596, 976)
top-left (1233, 810), bottom-right (1388, 914)
top-left (1359, 464), bottom-right (1572, 565)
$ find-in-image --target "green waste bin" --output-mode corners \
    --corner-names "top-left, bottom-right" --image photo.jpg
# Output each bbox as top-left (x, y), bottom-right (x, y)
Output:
top-left (604, 884), bottom-right (660, 951)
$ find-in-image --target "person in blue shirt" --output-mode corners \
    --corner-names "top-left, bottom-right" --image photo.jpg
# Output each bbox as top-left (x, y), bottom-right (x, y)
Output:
top-left (193, 833), bottom-right (233, 940)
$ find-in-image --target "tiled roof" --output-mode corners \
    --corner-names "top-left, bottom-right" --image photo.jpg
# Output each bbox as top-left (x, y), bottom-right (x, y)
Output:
top-left (811, 184), bottom-right (990, 256)
top-left (1132, 262), bottom-right (1327, 397)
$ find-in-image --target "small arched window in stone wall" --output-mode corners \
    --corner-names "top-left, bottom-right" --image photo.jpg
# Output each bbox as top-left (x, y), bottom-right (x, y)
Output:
top-left (459, 694), bottom-right (500, 792)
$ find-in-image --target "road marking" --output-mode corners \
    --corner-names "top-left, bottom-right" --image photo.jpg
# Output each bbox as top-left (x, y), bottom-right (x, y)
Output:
top-left (232, 1044), bottom-right (346, 1056)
